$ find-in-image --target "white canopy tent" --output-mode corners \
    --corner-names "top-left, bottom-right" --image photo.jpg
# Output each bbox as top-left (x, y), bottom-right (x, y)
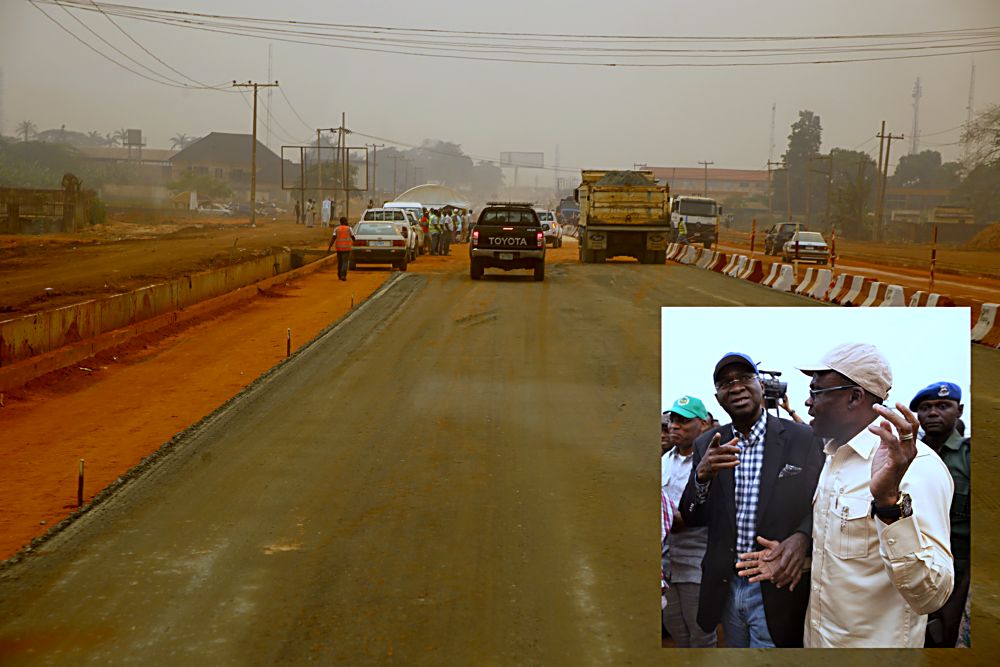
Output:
top-left (391, 184), bottom-right (470, 209)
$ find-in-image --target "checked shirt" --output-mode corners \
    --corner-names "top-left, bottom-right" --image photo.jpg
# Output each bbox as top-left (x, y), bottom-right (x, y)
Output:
top-left (691, 410), bottom-right (768, 560)
top-left (733, 411), bottom-right (767, 557)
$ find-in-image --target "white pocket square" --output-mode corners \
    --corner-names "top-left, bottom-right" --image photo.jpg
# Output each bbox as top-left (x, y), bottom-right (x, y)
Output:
top-left (778, 464), bottom-right (802, 478)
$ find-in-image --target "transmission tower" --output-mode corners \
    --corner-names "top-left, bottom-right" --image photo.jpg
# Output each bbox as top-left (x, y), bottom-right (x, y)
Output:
top-left (554, 143), bottom-right (560, 189)
top-left (768, 102), bottom-right (776, 164)
top-left (966, 61), bottom-right (976, 125)
top-left (910, 77), bottom-right (922, 154)
top-left (0, 67), bottom-right (5, 139)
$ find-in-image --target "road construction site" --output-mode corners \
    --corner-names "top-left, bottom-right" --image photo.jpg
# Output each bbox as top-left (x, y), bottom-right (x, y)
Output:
top-left (0, 217), bottom-right (997, 665)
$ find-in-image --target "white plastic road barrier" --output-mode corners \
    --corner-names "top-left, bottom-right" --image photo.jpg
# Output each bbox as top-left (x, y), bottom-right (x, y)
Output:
top-left (795, 268), bottom-right (817, 295)
top-left (696, 251), bottom-right (716, 269)
top-left (859, 282), bottom-right (886, 307)
top-left (908, 290), bottom-right (926, 307)
top-left (808, 269), bottom-right (833, 301)
top-left (727, 255), bottom-right (747, 277)
top-left (681, 245), bottom-right (699, 264)
top-left (879, 284), bottom-right (907, 307)
top-left (971, 303), bottom-right (999, 342)
top-left (721, 254), bottom-right (738, 274)
top-left (926, 293), bottom-right (955, 307)
top-left (827, 274), bottom-right (848, 302)
top-left (771, 264), bottom-right (795, 292)
top-left (710, 253), bottom-right (729, 272)
top-left (667, 243), bottom-right (683, 261)
top-left (761, 263), bottom-right (780, 287)
top-left (838, 276), bottom-right (869, 305)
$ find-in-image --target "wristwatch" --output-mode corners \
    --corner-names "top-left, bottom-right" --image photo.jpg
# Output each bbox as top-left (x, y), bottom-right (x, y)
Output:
top-left (870, 492), bottom-right (912, 521)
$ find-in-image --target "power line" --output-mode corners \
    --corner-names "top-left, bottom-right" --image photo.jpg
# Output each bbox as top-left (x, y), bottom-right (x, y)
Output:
top-left (38, 1), bottom-right (1000, 68)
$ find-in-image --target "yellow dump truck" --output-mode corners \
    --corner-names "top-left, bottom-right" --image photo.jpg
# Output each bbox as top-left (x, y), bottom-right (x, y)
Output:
top-left (576, 170), bottom-right (671, 264)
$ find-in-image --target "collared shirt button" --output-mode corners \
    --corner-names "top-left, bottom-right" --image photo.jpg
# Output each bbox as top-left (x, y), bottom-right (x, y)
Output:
top-left (813, 584), bottom-right (819, 592)
top-left (888, 538), bottom-right (895, 545)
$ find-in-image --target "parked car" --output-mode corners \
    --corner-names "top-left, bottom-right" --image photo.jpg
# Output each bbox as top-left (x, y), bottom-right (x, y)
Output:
top-left (402, 209), bottom-right (426, 257)
top-left (350, 221), bottom-right (410, 271)
top-left (359, 208), bottom-right (418, 262)
top-left (764, 222), bottom-right (806, 255)
top-left (197, 203), bottom-right (233, 216)
top-left (535, 209), bottom-right (563, 247)
top-left (781, 231), bottom-right (830, 264)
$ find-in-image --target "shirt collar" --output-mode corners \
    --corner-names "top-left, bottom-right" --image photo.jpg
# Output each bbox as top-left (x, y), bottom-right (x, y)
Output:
top-left (735, 410), bottom-right (768, 447)
top-left (837, 419), bottom-right (882, 460)
top-left (941, 429), bottom-right (965, 451)
top-left (667, 447), bottom-right (694, 461)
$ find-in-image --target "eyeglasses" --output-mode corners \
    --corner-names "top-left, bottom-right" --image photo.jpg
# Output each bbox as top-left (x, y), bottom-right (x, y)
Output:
top-left (715, 373), bottom-right (759, 392)
top-left (807, 385), bottom-right (857, 399)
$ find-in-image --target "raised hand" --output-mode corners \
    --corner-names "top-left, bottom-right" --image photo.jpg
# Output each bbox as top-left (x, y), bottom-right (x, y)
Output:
top-left (868, 402), bottom-right (920, 506)
top-left (695, 433), bottom-right (740, 483)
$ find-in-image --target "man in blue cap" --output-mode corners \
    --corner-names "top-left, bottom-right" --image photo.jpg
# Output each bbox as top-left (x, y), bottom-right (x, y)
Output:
top-left (912, 382), bottom-right (970, 648)
top-left (680, 352), bottom-right (824, 647)
top-left (661, 395), bottom-right (715, 647)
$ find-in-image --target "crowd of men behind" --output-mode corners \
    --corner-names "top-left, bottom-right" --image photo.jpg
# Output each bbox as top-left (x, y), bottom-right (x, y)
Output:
top-left (661, 343), bottom-right (971, 648)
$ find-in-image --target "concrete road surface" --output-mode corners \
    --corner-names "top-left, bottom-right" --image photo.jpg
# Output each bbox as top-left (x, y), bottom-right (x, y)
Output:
top-left (0, 261), bottom-right (996, 665)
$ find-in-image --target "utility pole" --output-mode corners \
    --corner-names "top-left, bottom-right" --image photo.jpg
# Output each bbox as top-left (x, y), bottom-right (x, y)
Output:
top-left (810, 155), bottom-right (833, 230)
top-left (233, 80), bottom-right (278, 226)
top-left (874, 120), bottom-right (886, 237)
top-left (875, 126), bottom-right (904, 241)
top-left (317, 129), bottom-right (323, 203)
top-left (698, 160), bottom-right (714, 196)
top-left (910, 77), bottom-right (922, 154)
top-left (366, 143), bottom-right (384, 204)
top-left (340, 112), bottom-right (351, 224)
top-left (767, 160), bottom-right (785, 220)
top-left (390, 155), bottom-right (405, 199)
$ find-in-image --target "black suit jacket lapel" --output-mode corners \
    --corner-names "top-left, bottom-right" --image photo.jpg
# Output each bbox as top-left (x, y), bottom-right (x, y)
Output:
top-left (716, 424), bottom-right (737, 534)
top-left (756, 414), bottom-right (786, 532)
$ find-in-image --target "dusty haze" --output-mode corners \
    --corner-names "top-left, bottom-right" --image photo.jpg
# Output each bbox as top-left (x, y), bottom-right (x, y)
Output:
top-left (1, 0), bottom-right (999, 176)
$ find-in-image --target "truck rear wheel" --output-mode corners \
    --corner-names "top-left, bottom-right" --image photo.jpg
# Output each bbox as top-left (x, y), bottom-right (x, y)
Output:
top-left (534, 261), bottom-right (545, 281)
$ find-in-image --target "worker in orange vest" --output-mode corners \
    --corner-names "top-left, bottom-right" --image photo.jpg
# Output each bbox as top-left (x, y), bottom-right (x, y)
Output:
top-left (328, 216), bottom-right (356, 281)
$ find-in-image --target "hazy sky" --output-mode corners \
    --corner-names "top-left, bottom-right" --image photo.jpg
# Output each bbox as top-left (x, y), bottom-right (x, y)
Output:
top-left (661, 307), bottom-right (972, 431)
top-left (2, 1), bottom-right (999, 176)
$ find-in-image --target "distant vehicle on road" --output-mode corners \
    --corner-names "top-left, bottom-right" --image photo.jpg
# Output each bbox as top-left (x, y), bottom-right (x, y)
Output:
top-left (469, 202), bottom-right (546, 281)
top-left (197, 203), bottom-right (233, 216)
top-left (782, 231), bottom-right (830, 264)
top-left (764, 222), bottom-right (806, 255)
top-left (669, 195), bottom-right (720, 249)
top-left (577, 170), bottom-right (670, 264)
top-left (535, 209), bottom-right (563, 247)
top-left (350, 221), bottom-right (410, 271)
top-left (360, 208), bottom-right (419, 262)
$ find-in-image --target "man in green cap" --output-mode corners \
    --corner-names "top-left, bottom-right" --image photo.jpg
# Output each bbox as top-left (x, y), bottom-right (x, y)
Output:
top-left (661, 395), bottom-right (716, 647)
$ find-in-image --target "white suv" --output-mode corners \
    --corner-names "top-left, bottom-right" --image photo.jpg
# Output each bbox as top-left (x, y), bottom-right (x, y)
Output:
top-left (359, 208), bottom-right (419, 261)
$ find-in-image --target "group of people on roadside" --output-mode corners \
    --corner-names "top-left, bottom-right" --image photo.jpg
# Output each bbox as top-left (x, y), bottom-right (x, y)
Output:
top-left (418, 207), bottom-right (473, 256)
top-left (661, 343), bottom-right (970, 648)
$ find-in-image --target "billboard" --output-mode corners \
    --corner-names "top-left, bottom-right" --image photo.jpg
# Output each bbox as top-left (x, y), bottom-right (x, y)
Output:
top-left (500, 151), bottom-right (545, 168)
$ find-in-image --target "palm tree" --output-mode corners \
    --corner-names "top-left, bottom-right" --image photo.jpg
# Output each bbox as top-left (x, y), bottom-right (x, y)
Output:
top-left (87, 130), bottom-right (104, 145)
top-left (170, 133), bottom-right (190, 150)
top-left (16, 120), bottom-right (37, 142)
top-left (104, 132), bottom-right (118, 147)
top-left (112, 128), bottom-right (128, 147)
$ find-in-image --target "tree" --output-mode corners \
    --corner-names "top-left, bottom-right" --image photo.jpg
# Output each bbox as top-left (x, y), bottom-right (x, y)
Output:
top-left (87, 130), bottom-right (105, 146)
top-left (168, 169), bottom-right (232, 200)
top-left (890, 150), bottom-right (961, 189)
top-left (772, 110), bottom-right (823, 217)
top-left (170, 133), bottom-right (191, 150)
top-left (961, 103), bottom-right (1000, 169)
top-left (112, 128), bottom-right (128, 147)
top-left (828, 148), bottom-right (877, 239)
top-left (16, 120), bottom-right (37, 142)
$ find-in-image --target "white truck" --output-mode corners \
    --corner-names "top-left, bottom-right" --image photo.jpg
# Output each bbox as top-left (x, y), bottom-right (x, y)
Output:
top-left (669, 195), bottom-right (722, 249)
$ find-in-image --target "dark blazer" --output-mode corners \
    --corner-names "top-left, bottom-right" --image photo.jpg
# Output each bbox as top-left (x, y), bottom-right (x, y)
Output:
top-left (679, 414), bottom-right (824, 648)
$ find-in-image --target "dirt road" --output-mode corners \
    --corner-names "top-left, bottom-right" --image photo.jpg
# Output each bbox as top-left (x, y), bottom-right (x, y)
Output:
top-left (0, 244), bottom-right (996, 665)
top-left (0, 217), bottom-right (331, 315)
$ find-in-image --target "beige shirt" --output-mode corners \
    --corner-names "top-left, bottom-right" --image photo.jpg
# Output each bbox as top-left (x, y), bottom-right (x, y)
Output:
top-left (805, 422), bottom-right (954, 648)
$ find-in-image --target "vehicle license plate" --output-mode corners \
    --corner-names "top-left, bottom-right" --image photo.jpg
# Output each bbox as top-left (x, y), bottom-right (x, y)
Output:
top-left (372, 240), bottom-right (390, 247)
top-left (499, 252), bottom-right (514, 260)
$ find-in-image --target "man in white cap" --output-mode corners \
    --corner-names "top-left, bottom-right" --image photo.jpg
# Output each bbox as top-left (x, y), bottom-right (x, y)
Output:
top-left (739, 343), bottom-right (954, 647)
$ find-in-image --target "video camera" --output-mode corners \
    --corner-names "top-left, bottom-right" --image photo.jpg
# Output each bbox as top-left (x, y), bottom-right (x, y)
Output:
top-left (758, 369), bottom-right (788, 412)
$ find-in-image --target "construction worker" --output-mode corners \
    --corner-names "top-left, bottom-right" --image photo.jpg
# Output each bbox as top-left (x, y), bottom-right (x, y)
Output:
top-left (328, 216), bottom-right (355, 281)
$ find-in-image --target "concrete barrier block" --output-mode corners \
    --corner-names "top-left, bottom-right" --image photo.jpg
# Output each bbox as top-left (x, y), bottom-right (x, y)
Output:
top-left (827, 274), bottom-right (848, 303)
top-left (879, 285), bottom-right (907, 307)
top-left (860, 282), bottom-right (887, 307)
top-left (772, 264), bottom-right (795, 292)
top-left (709, 253), bottom-right (728, 272)
top-left (972, 303), bottom-right (998, 342)
top-left (696, 251), bottom-right (716, 269)
top-left (761, 263), bottom-right (780, 287)
top-left (795, 268), bottom-right (816, 295)
top-left (926, 294), bottom-right (955, 307)
top-left (808, 269), bottom-right (834, 301)
top-left (739, 259), bottom-right (764, 283)
top-left (727, 255), bottom-right (747, 278)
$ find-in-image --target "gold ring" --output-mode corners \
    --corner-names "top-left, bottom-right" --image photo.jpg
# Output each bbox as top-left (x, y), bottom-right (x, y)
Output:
top-left (900, 432), bottom-right (914, 441)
